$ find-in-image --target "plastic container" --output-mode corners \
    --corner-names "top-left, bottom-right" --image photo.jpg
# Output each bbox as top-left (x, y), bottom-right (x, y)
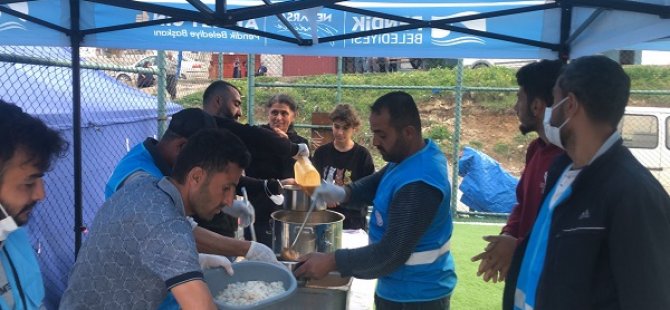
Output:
top-left (204, 261), bottom-right (297, 309)
top-left (293, 156), bottom-right (321, 196)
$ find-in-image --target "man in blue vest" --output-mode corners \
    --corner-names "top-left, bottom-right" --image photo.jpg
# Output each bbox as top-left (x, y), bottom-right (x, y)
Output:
top-left (296, 91), bottom-right (456, 309)
top-left (0, 100), bottom-right (67, 309)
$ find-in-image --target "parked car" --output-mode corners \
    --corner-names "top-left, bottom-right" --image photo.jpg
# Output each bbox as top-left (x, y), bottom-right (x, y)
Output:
top-left (114, 55), bottom-right (205, 86)
top-left (618, 106), bottom-right (670, 194)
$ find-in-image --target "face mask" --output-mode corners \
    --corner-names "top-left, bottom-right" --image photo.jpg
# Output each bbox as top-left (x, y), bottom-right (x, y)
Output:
top-left (269, 194), bottom-right (285, 206)
top-left (543, 97), bottom-right (571, 149)
top-left (265, 180), bottom-right (285, 206)
top-left (0, 203), bottom-right (18, 242)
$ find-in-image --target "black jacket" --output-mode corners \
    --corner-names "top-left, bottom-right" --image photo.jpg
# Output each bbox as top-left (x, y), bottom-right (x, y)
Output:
top-left (215, 116), bottom-right (299, 179)
top-left (503, 139), bottom-right (670, 310)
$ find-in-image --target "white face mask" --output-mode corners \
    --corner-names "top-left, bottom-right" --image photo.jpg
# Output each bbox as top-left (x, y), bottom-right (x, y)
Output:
top-left (543, 97), bottom-right (571, 149)
top-left (0, 203), bottom-right (18, 242)
top-left (269, 194), bottom-right (285, 206)
top-left (265, 180), bottom-right (285, 206)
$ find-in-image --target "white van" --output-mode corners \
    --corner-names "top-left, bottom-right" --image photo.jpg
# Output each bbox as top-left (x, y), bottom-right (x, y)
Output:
top-left (618, 106), bottom-right (670, 194)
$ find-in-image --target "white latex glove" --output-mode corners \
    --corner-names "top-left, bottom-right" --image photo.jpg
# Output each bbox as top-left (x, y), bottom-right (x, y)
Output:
top-left (222, 200), bottom-right (255, 228)
top-left (198, 253), bottom-right (234, 275)
top-left (245, 241), bottom-right (287, 270)
top-left (312, 182), bottom-right (347, 205)
top-left (295, 143), bottom-right (310, 158)
top-left (186, 216), bottom-right (198, 231)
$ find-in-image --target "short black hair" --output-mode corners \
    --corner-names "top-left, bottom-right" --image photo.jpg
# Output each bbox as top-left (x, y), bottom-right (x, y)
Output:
top-left (202, 80), bottom-right (241, 107)
top-left (557, 55), bottom-right (630, 128)
top-left (0, 100), bottom-right (68, 177)
top-left (171, 128), bottom-right (251, 184)
top-left (516, 60), bottom-right (564, 108)
top-left (370, 91), bottom-right (422, 132)
top-left (164, 108), bottom-right (217, 141)
top-left (265, 94), bottom-right (298, 112)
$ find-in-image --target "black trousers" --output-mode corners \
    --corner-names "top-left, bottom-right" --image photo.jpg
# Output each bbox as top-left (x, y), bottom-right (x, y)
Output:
top-left (375, 294), bottom-right (451, 310)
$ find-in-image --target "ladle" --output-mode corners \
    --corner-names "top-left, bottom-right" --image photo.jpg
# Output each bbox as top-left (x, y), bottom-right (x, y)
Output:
top-left (240, 187), bottom-right (255, 242)
top-left (282, 198), bottom-right (317, 261)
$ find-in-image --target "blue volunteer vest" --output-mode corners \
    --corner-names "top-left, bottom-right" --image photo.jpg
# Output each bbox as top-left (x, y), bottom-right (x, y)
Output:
top-left (369, 140), bottom-right (456, 302)
top-left (0, 228), bottom-right (44, 310)
top-left (105, 142), bottom-right (164, 199)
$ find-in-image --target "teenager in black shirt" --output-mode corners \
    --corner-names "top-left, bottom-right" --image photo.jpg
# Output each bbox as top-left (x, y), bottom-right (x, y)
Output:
top-left (313, 104), bottom-right (375, 230)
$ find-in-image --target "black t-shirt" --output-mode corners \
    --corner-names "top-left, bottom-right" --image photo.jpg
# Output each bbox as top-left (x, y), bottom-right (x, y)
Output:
top-left (312, 142), bottom-right (375, 230)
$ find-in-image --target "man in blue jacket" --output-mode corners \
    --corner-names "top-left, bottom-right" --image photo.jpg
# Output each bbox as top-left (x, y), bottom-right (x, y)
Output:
top-left (296, 91), bottom-right (456, 309)
top-left (0, 100), bottom-right (67, 309)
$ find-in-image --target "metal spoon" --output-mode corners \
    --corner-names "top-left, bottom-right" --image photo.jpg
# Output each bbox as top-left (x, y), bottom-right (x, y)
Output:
top-left (287, 198), bottom-right (317, 254)
top-left (240, 187), bottom-right (256, 242)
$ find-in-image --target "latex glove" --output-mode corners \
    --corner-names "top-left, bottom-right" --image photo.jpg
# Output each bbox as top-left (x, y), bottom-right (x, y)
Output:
top-left (222, 200), bottom-right (255, 228)
top-left (186, 216), bottom-right (198, 231)
top-left (199, 253), bottom-right (234, 275)
top-left (312, 182), bottom-right (346, 205)
top-left (470, 234), bottom-right (517, 283)
top-left (295, 143), bottom-right (309, 158)
top-left (245, 241), bottom-right (287, 270)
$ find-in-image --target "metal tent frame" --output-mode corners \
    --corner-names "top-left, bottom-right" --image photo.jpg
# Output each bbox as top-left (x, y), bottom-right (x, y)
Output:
top-left (0, 0), bottom-right (668, 253)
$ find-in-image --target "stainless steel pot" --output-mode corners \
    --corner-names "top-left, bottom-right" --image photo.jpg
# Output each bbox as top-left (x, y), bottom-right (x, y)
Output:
top-left (283, 185), bottom-right (325, 211)
top-left (271, 210), bottom-right (343, 258)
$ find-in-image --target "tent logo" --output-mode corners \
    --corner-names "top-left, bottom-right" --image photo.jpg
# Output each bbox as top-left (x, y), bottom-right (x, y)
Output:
top-left (431, 12), bottom-right (485, 46)
top-left (0, 3), bottom-right (28, 32)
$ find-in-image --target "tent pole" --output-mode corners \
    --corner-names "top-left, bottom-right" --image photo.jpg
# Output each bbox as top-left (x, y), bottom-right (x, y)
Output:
top-left (450, 59), bottom-right (464, 218)
top-left (218, 52), bottom-right (223, 80)
top-left (70, 0), bottom-right (84, 257)
top-left (336, 56), bottom-right (343, 103)
top-left (157, 51), bottom-right (167, 137)
top-left (247, 53), bottom-right (255, 125)
top-left (559, 0), bottom-right (573, 61)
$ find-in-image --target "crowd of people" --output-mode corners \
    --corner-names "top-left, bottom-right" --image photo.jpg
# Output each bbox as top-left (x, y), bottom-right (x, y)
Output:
top-left (0, 55), bottom-right (668, 310)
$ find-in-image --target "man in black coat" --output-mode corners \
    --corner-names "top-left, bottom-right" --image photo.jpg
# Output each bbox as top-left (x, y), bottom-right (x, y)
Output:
top-left (202, 81), bottom-right (308, 246)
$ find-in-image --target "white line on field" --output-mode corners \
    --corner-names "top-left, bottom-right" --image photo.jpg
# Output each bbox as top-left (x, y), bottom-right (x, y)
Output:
top-left (454, 222), bottom-right (505, 226)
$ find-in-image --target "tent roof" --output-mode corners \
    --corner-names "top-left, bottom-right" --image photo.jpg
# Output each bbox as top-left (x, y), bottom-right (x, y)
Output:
top-left (1, 0), bottom-right (669, 59)
top-left (0, 46), bottom-right (180, 130)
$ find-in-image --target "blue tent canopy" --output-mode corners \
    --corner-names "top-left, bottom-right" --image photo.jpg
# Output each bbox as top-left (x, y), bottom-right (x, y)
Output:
top-left (1, 0), bottom-right (669, 58)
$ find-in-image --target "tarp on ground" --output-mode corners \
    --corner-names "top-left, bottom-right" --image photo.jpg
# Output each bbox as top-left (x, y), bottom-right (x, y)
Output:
top-left (458, 147), bottom-right (519, 213)
top-left (0, 46), bottom-right (181, 309)
top-left (0, 0), bottom-right (669, 59)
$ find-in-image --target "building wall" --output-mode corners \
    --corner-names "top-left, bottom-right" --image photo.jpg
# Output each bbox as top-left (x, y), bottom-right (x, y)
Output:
top-left (282, 55), bottom-right (337, 76)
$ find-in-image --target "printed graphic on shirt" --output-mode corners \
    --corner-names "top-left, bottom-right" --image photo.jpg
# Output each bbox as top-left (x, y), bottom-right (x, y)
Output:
top-left (325, 166), bottom-right (352, 186)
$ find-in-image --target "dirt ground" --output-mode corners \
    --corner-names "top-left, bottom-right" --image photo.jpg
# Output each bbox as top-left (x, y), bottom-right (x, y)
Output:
top-left (419, 97), bottom-right (528, 177)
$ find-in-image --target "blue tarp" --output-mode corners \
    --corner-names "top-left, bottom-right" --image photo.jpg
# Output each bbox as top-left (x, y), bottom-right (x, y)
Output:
top-left (0, 46), bottom-right (181, 309)
top-left (458, 147), bottom-right (518, 213)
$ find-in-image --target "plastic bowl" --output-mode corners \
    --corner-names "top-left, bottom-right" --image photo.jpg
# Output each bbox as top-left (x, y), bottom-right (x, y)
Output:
top-left (204, 261), bottom-right (297, 309)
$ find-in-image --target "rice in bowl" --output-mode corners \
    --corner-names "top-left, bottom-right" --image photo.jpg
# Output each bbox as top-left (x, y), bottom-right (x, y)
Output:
top-left (216, 280), bottom-right (286, 306)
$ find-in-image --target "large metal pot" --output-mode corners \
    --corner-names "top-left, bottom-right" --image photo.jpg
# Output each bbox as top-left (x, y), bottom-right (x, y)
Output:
top-left (271, 210), bottom-right (343, 258)
top-left (283, 185), bottom-right (325, 211)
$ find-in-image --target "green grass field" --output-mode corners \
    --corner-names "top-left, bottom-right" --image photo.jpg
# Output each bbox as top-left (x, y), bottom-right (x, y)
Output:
top-left (450, 222), bottom-right (506, 309)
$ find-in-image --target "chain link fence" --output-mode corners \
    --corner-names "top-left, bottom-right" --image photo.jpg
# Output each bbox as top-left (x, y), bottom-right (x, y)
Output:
top-left (1, 47), bottom-right (669, 308)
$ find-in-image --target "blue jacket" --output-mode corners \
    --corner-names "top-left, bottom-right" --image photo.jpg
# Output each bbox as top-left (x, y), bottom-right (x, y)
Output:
top-left (369, 140), bottom-right (456, 302)
top-left (0, 228), bottom-right (44, 309)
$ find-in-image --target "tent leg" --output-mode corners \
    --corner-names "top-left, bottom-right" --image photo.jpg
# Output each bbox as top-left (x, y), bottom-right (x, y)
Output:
top-left (450, 59), bottom-right (464, 218)
top-left (70, 0), bottom-right (84, 257)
